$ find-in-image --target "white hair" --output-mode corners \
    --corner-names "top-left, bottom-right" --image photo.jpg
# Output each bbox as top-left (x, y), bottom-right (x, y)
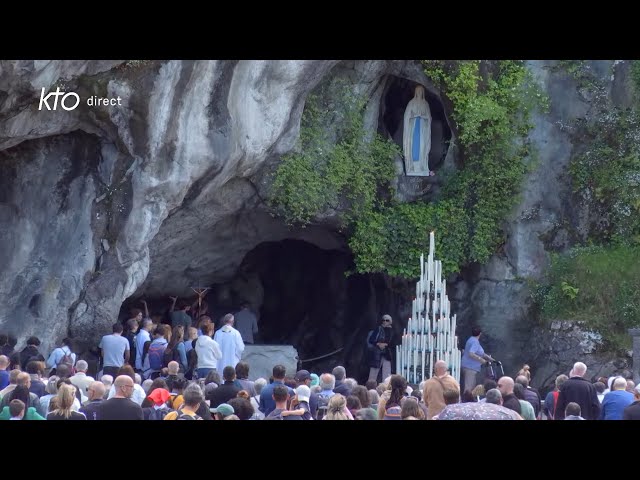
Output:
top-left (75, 360), bottom-right (88, 372)
top-left (142, 379), bottom-right (154, 393)
top-left (344, 378), bottom-right (358, 390)
top-left (613, 377), bottom-right (627, 390)
top-left (101, 374), bottom-right (113, 386)
top-left (134, 373), bottom-right (142, 385)
top-left (320, 373), bottom-right (336, 391)
top-left (254, 378), bottom-right (267, 395)
top-left (572, 362), bottom-right (587, 376)
top-left (419, 381), bottom-right (426, 392)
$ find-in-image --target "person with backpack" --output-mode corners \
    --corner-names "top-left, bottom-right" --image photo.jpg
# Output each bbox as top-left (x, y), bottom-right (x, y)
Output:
top-left (144, 324), bottom-right (170, 380)
top-left (46, 338), bottom-right (77, 376)
top-left (18, 337), bottom-right (45, 370)
top-left (367, 315), bottom-right (394, 384)
top-left (143, 387), bottom-right (174, 420)
top-left (163, 384), bottom-right (204, 420)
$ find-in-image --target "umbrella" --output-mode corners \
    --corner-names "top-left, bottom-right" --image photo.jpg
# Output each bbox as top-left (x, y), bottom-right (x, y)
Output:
top-left (434, 402), bottom-right (522, 420)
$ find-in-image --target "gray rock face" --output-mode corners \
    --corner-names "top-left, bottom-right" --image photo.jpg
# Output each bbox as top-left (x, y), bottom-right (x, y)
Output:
top-left (0, 59), bottom-right (631, 388)
top-left (241, 344), bottom-right (299, 381)
top-left (0, 59), bottom-right (439, 357)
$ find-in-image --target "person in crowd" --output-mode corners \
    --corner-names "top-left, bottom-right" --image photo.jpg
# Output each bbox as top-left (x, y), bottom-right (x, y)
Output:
top-left (599, 376), bottom-right (634, 420)
top-left (259, 365), bottom-right (295, 416)
top-left (195, 322), bottom-right (222, 379)
top-left (135, 319), bottom-right (154, 372)
top-left (564, 402), bottom-right (585, 420)
top-left (460, 327), bottom-right (494, 392)
top-left (170, 299), bottom-right (192, 330)
top-left (47, 384), bottom-right (86, 420)
top-left (106, 365), bottom-right (146, 405)
top-left (401, 396), bottom-right (425, 420)
top-left (123, 318), bottom-right (138, 368)
top-left (497, 376), bottom-right (521, 415)
top-left (233, 302), bottom-right (259, 344)
top-left (423, 360), bottom-right (460, 419)
top-left (70, 360), bottom-right (94, 398)
top-left (332, 366), bottom-right (351, 397)
top-left (324, 393), bottom-right (352, 420)
top-left (99, 375), bottom-right (144, 420)
top-left (45, 337), bottom-right (77, 375)
top-left (0, 355), bottom-right (9, 391)
top-left (235, 361), bottom-right (256, 397)
top-left (555, 362), bottom-right (600, 420)
top-left (367, 314), bottom-right (394, 384)
top-left (544, 374), bottom-right (568, 419)
top-left (213, 313), bottom-right (245, 372)
top-left (513, 383), bottom-right (536, 420)
top-left (80, 381), bottom-right (106, 420)
top-left (207, 366), bottom-right (241, 408)
top-left (623, 385), bottom-right (640, 420)
top-left (165, 326), bottom-right (188, 372)
top-left (98, 323), bottom-right (130, 377)
top-left (26, 361), bottom-right (47, 398)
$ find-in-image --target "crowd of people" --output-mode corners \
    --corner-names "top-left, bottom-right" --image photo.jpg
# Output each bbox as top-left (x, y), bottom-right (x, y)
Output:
top-left (1, 306), bottom-right (639, 420)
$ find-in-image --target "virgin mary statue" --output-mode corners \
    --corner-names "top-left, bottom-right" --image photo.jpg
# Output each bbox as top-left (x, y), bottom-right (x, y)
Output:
top-left (402, 85), bottom-right (432, 176)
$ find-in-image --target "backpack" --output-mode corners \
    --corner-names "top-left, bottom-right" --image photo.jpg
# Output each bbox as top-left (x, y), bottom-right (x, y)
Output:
top-left (367, 329), bottom-right (378, 351)
top-left (148, 407), bottom-right (173, 421)
top-left (177, 412), bottom-right (202, 420)
top-left (148, 342), bottom-right (167, 370)
top-left (383, 403), bottom-right (402, 420)
top-left (58, 348), bottom-right (75, 374)
top-left (315, 393), bottom-right (332, 420)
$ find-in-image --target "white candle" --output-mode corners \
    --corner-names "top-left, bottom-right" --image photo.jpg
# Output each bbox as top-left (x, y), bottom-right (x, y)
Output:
top-left (429, 231), bottom-right (435, 258)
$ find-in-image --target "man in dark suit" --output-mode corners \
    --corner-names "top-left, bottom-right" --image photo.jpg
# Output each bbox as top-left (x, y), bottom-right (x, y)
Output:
top-left (554, 362), bottom-right (600, 420)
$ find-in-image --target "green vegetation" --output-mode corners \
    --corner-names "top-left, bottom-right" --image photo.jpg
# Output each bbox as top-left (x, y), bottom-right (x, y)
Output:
top-left (269, 83), bottom-right (399, 227)
top-left (532, 60), bottom-right (640, 350)
top-left (534, 245), bottom-right (640, 351)
top-left (352, 61), bottom-right (546, 277)
top-left (271, 62), bottom-right (546, 278)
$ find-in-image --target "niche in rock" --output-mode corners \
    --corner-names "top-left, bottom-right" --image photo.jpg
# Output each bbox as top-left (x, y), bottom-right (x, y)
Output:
top-left (379, 76), bottom-right (451, 174)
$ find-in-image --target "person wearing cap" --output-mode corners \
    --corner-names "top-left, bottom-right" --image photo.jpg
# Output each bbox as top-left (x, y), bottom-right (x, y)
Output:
top-left (295, 369), bottom-right (319, 418)
top-left (623, 385), bottom-right (640, 420)
top-left (281, 385), bottom-right (313, 420)
top-left (367, 314), bottom-right (395, 384)
top-left (212, 403), bottom-right (234, 420)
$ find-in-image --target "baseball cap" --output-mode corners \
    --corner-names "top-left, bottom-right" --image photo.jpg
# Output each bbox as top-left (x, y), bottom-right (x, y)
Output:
top-left (212, 403), bottom-right (234, 417)
top-left (296, 385), bottom-right (311, 404)
top-left (295, 370), bottom-right (311, 382)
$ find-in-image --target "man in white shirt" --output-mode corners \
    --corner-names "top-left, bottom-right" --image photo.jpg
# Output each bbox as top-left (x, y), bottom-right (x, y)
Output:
top-left (213, 314), bottom-right (245, 373)
top-left (195, 322), bottom-right (222, 378)
top-left (135, 319), bottom-right (154, 372)
top-left (70, 360), bottom-right (95, 397)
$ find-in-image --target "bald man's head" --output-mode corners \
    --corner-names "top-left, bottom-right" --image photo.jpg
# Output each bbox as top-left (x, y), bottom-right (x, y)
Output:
top-left (0, 355), bottom-right (8, 369)
top-left (167, 361), bottom-right (179, 375)
top-left (572, 362), bottom-right (587, 377)
top-left (88, 381), bottom-right (106, 400)
top-left (114, 375), bottom-right (135, 398)
top-left (434, 360), bottom-right (448, 376)
top-left (498, 376), bottom-right (514, 395)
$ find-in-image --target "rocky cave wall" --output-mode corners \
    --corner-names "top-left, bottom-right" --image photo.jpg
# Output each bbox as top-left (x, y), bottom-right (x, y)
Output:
top-left (0, 59), bottom-right (634, 389)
